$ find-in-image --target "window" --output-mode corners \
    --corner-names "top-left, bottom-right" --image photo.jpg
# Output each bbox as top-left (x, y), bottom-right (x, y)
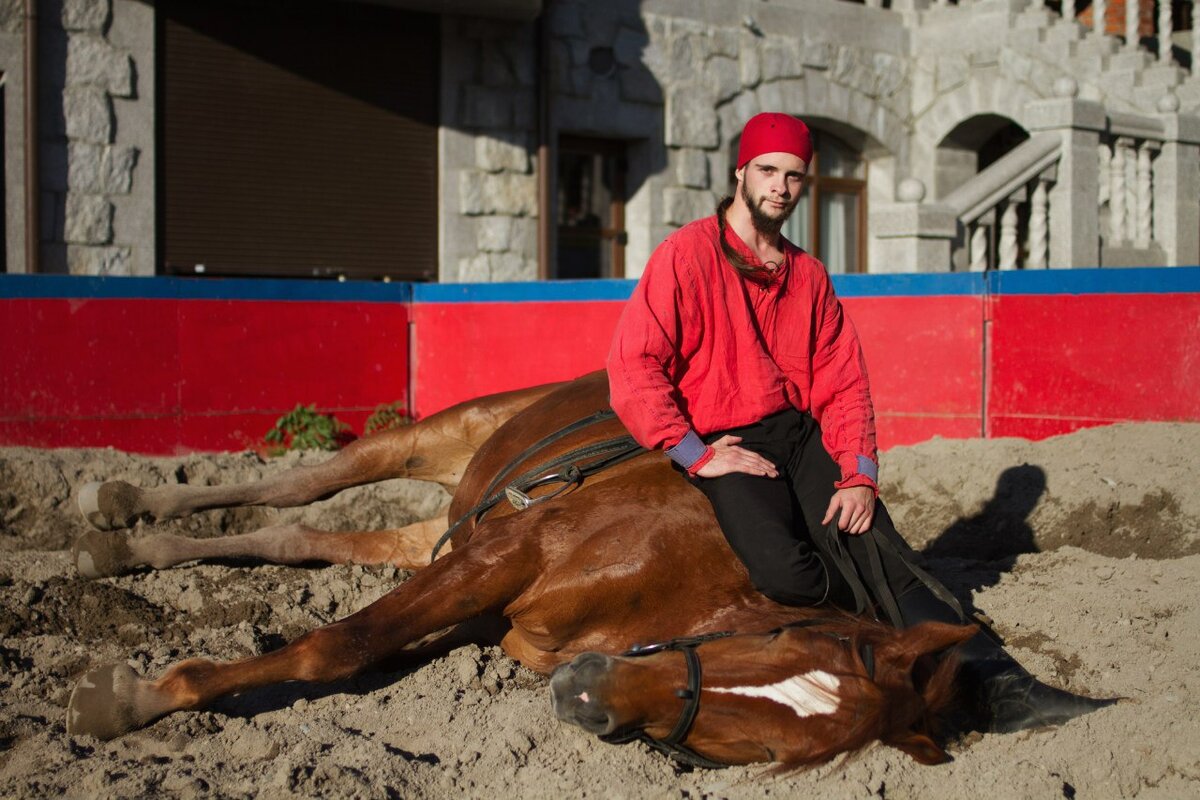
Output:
top-left (784, 131), bottom-right (867, 274)
top-left (159, 0), bottom-right (438, 280)
top-left (555, 137), bottom-right (626, 279)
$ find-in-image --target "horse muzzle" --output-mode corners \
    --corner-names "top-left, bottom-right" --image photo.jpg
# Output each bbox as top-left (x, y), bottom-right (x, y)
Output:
top-left (550, 652), bottom-right (619, 735)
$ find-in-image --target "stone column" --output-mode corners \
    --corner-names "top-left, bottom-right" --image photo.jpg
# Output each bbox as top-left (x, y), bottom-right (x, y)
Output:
top-left (1025, 94), bottom-right (1106, 268)
top-left (1092, 0), bottom-right (1107, 36)
top-left (1110, 137), bottom-right (1130, 243)
top-left (1152, 111), bottom-right (1200, 266)
top-left (1157, 0), bottom-right (1173, 63)
top-left (1125, 0), bottom-right (1139, 49)
top-left (969, 219), bottom-right (989, 272)
top-left (1028, 178), bottom-right (1050, 269)
top-left (997, 196), bottom-right (1021, 270)
top-left (870, 178), bottom-right (958, 273)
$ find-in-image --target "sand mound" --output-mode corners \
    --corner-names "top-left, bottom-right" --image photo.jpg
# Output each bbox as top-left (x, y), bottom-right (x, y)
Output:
top-left (1, 423), bottom-right (1198, 798)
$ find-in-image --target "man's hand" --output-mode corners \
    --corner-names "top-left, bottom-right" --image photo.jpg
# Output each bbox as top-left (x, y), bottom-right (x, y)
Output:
top-left (822, 486), bottom-right (875, 535)
top-left (693, 435), bottom-right (779, 479)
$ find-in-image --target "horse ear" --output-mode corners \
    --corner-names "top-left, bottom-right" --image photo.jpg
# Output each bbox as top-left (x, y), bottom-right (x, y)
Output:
top-left (877, 621), bottom-right (977, 674)
top-left (886, 731), bottom-right (951, 765)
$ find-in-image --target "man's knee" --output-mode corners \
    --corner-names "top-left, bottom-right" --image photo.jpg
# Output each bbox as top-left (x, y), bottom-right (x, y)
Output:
top-left (745, 557), bottom-right (827, 607)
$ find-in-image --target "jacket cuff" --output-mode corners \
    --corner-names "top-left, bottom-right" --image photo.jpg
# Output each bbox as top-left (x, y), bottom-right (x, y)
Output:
top-left (686, 446), bottom-right (716, 476)
top-left (834, 453), bottom-right (879, 494)
top-left (666, 429), bottom-right (709, 470)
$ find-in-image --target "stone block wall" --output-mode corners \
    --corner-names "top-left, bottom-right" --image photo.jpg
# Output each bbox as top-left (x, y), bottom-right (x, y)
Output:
top-left (440, 17), bottom-right (539, 283)
top-left (37, 0), bottom-right (149, 275)
top-left (1, 0), bottom-right (27, 272)
top-left (438, 0), bottom-right (917, 280)
top-left (4, 0), bottom-right (1191, 280)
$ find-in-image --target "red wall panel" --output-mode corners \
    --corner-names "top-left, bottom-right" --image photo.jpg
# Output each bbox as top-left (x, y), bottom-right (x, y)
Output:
top-left (844, 295), bottom-right (984, 447)
top-left (0, 297), bottom-right (408, 454)
top-left (5, 271), bottom-right (1198, 454)
top-left (410, 301), bottom-right (626, 418)
top-left (1, 298), bottom-right (182, 418)
top-left (986, 293), bottom-right (1200, 439)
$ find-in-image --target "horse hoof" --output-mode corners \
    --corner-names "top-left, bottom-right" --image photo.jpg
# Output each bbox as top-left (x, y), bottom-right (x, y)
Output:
top-left (77, 481), bottom-right (142, 531)
top-left (67, 663), bottom-right (149, 741)
top-left (72, 530), bottom-right (136, 579)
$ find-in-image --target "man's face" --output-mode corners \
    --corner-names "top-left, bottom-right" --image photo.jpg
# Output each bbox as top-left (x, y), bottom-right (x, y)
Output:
top-left (735, 152), bottom-right (807, 234)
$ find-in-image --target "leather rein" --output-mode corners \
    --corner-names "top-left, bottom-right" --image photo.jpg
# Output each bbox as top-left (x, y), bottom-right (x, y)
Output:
top-left (602, 619), bottom-right (877, 770)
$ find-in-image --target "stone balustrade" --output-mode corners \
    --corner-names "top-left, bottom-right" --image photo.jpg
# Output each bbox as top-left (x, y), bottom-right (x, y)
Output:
top-left (941, 133), bottom-right (1061, 271)
top-left (874, 97), bottom-right (1200, 271)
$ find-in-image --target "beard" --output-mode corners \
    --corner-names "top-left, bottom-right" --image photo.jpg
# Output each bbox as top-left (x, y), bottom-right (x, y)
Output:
top-left (741, 180), bottom-right (798, 237)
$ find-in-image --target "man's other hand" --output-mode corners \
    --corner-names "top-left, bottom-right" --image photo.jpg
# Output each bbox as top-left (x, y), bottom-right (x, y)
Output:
top-left (822, 486), bottom-right (875, 535)
top-left (693, 435), bottom-right (779, 479)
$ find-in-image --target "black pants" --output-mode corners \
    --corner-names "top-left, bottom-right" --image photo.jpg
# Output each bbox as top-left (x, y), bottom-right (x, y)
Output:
top-left (688, 410), bottom-right (921, 610)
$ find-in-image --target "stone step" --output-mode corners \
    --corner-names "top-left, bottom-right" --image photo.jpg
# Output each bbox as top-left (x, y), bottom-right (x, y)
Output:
top-left (1042, 20), bottom-right (1086, 45)
top-left (1099, 68), bottom-right (1139, 90)
top-left (1006, 26), bottom-right (1045, 50)
top-left (1137, 64), bottom-right (1185, 90)
top-left (1010, 7), bottom-right (1057, 30)
top-left (1104, 49), bottom-right (1153, 72)
top-left (1071, 33), bottom-right (1120, 58)
top-left (1069, 53), bottom-right (1107, 75)
top-left (1175, 80), bottom-right (1200, 108)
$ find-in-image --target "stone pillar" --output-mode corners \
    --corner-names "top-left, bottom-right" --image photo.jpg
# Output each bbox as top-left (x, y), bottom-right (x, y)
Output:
top-left (1157, 0), bottom-right (1173, 63)
top-left (1152, 112), bottom-right (1200, 266)
top-left (997, 196), bottom-right (1021, 270)
top-left (870, 181), bottom-right (957, 273)
top-left (1026, 95), bottom-right (1106, 268)
top-left (1028, 178), bottom-right (1050, 269)
top-left (1093, 0), bottom-right (1107, 36)
top-left (45, 0), bottom-right (142, 275)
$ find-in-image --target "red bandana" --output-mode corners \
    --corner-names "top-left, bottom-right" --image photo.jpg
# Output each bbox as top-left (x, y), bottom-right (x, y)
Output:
top-left (736, 113), bottom-right (813, 169)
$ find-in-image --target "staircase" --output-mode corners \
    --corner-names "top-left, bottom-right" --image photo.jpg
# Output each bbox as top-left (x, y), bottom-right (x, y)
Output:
top-left (909, 0), bottom-right (1197, 115)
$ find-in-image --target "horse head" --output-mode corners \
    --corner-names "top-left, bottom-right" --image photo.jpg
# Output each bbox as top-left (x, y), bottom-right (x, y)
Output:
top-left (551, 618), bottom-right (976, 768)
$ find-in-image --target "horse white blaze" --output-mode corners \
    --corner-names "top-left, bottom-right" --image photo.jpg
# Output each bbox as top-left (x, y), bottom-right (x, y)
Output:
top-left (708, 671), bottom-right (841, 718)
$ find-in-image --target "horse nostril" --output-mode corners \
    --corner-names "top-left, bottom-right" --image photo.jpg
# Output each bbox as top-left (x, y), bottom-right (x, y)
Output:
top-left (550, 652), bottom-right (617, 733)
top-left (570, 651), bottom-right (614, 680)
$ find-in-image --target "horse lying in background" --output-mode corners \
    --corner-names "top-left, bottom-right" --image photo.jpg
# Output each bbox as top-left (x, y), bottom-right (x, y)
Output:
top-left (66, 371), bottom-right (1012, 767)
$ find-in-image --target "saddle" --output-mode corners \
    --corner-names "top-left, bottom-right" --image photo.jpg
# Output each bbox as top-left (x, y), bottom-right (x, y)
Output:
top-left (429, 409), bottom-right (644, 561)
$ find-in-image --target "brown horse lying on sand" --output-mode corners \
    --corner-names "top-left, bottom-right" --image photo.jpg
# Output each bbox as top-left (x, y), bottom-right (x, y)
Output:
top-left (66, 372), bottom-right (1085, 767)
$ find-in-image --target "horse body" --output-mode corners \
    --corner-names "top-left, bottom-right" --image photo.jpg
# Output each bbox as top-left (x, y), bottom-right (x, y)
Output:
top-left (438, 371), bottom-right (821, 670)
top-left (67, 371), bottom-right (973, 766)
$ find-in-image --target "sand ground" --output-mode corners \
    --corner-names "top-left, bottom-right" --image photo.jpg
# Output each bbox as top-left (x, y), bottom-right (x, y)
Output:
top-left (1, 422), bottom-right (1198, 799)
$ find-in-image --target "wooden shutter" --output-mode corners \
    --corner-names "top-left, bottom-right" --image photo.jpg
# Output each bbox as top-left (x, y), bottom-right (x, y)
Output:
top-left (160, 0), bottom-right (438, 280)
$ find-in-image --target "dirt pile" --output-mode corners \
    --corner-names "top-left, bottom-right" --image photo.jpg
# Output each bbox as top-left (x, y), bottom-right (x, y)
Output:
top-left (1, 422), bottom-right (1198, 798)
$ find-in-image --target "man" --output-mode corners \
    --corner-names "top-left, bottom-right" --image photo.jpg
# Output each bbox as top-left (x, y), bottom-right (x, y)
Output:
top-left (607, 112), bottom-right (1111, 733)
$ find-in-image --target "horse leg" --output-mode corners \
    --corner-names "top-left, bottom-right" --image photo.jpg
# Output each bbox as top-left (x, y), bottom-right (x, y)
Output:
top-left (67, 520), bottom-right (537, 741)
top-left (72, 517), bottom-right (450, 579)
top-left (78, 382), bottom-right (561, 530)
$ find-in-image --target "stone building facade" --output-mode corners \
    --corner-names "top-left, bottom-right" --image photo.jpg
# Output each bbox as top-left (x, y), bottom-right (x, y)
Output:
top-left (1, 0), bottom-right (1197, 279)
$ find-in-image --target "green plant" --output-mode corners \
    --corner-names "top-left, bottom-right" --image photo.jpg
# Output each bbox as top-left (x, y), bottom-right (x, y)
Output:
top-left (264, 404), bottom-right (352, 454)
top-left (364, 401), bottom-right (412, 436)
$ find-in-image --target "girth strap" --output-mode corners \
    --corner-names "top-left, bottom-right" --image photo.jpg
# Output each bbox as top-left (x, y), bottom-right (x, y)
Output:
top-left (428, 410), bottom-right (645, 562)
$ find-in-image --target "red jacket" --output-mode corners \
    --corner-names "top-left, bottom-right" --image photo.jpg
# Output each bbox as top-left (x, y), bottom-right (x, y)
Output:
top-left (606, 215), bottom-right (878, 490)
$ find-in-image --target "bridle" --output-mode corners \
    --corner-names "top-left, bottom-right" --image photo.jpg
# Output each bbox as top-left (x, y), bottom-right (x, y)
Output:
top-left (600, 619), bottom-right (878, 771)
top-left (600, 631), bottom-right (735, 770)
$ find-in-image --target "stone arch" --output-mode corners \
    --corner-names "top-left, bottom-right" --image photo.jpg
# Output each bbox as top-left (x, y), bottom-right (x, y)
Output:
top-left (932, 113), bottom-right (1031, 199)
top-left (713, 69), bottom-right (906, 197)
top-left (912, 73), bottom-right (1041, 200)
